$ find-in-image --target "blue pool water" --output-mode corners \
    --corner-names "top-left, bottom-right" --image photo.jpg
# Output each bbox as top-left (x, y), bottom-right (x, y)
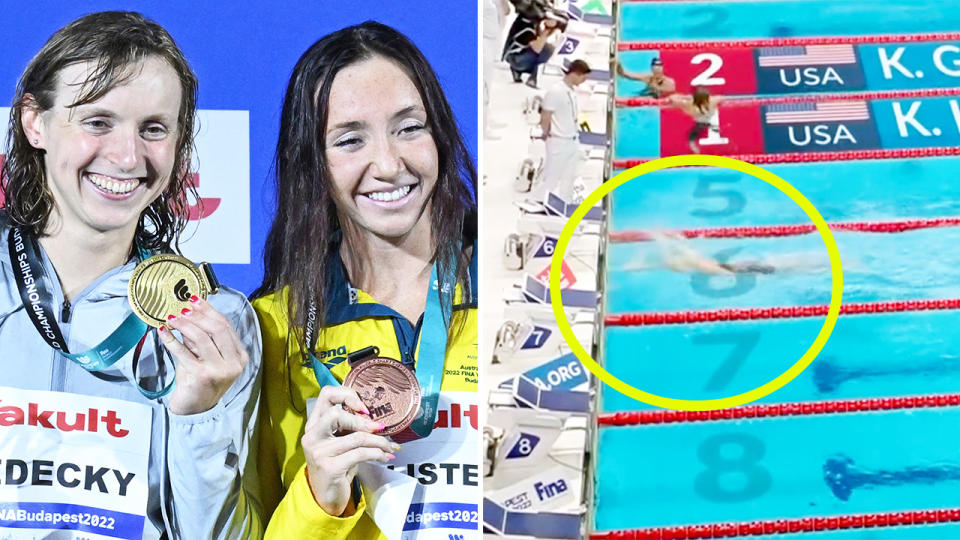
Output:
top-left (596, 409), bottom-right (960, 529)
top-left (603, 310), bottom-right (960, 410)
top-left (607, 228), bottom-right (960, 311)
top-left (597, 1), bottom-right (960, 536)
top-left (619, 1), bottom-right (960, 41)
top-left (610, 158), bottom-right (960, 228)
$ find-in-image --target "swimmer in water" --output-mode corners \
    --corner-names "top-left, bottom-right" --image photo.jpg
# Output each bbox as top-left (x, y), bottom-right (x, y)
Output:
top-left (668, 88), bottom-right (726, 153)
top-left (616, 57), bottom-right (676, 98)
top-left (623, 232), bottom-right (828, 275)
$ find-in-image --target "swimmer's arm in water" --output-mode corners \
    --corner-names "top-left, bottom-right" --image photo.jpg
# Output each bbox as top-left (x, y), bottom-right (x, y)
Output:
top-left (616, 61), bottom-right (650, 82)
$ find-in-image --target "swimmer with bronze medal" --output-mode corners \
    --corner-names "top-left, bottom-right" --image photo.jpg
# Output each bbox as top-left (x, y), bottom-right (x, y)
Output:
top-left (341, 346), bottom-right (421, 438)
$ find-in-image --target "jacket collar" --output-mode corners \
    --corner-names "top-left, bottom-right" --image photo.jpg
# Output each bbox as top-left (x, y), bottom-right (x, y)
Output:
top-left (323, 233), bottom-right (478, 326)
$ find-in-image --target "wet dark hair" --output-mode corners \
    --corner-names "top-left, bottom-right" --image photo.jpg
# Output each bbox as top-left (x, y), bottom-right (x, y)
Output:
top-left (651, 57), bottom-right (663, 68)
top-left (1, 11), bottom-right (199, 252)
top-left (253, 21), bottom-right (477, 356)
top-left (693, 87), bottom-right (711, 109)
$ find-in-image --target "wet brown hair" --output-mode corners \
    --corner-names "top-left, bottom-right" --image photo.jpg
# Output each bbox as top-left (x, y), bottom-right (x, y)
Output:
top-left (693, 87), bottom-right (711, 110)
top-left (2, 11), bottom-right (200, 252)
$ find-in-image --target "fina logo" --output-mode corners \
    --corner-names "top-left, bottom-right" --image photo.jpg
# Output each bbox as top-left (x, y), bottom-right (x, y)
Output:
top-left (173, 279), bottom-right (192, 301)
top-left (534, 478), bottom-right (568, 501)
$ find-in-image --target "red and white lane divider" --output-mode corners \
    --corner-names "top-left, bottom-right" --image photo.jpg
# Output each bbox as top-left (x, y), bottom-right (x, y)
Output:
top-left (609, 217), bottom-right (960, 243)
top-left (619, 32), bottom-right (960, 51)
top-left (612, 146), bottom-right (960, 169)
top-left (616, 87), bottom-right (960, 108)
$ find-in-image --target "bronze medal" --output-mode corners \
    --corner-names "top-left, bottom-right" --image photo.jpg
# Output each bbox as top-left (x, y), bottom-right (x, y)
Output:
top-left (128, 254), bottom-right (220, 327)
top-left (343, 357), bottom-right (420, 436)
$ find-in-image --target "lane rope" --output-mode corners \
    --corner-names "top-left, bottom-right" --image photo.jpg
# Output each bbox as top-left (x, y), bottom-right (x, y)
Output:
top-left (598, 393), bottom-right (960, 427)
top-left (590, 508), bottom-right (960, 539)
top-left (616, 87), bottom-right (960, 108)
top-left (619, 32), bottom-right (960, 50)
top-left (606, 298), bottom-right (960, 327)
top-left (612, 147), bottom-right (960, 169)
top-left (609, 217), bottom-right (960, 242)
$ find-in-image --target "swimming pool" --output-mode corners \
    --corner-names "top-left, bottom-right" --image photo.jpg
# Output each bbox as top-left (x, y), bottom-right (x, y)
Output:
top-left (595, 1), bottom-right (960, 537)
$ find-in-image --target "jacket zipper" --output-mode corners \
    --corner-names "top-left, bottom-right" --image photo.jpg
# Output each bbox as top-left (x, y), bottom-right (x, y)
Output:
top-left (61, 298), bottom-right (72, 323)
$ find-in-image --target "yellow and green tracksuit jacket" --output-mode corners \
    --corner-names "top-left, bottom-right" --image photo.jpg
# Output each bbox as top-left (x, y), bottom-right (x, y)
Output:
top-left (252, 252), bottom-right (478, 539)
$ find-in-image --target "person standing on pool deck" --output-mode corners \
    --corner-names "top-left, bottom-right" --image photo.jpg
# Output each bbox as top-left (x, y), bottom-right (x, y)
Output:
top-left (252, 21), bottom-right (478, 539)
top-left (0, 11), bottom-right (262, 539)
top-left (616, 57), bottom-right (676, 98)
top-left (529, 59), bottom-right (591, 205)
top-left (669, 88), bottom-right (726, 153)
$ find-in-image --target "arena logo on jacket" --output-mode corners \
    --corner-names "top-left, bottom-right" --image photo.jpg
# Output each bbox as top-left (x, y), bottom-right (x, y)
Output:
top-left (0, 108), bottom-right (250, 265)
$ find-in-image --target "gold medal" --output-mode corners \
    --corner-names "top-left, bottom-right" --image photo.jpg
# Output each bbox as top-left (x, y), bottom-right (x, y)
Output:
top-left (128, 254), bottom-right (220, 327)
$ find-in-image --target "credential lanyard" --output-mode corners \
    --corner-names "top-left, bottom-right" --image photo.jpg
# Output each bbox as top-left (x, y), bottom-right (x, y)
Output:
top-left (308, 253), bottom-right (466, 439)
top-left (8, 227), bottom-right (171, 399)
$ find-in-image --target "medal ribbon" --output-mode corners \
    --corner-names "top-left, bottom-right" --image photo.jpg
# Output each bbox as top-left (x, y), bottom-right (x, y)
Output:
top-left (308, 246), bottom-right (476, 439)
top-left (8, 227), bottom-right (172, 399)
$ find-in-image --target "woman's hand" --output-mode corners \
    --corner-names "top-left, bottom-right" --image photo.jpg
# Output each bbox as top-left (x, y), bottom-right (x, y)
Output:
top-left (301, 386), bottom-right (401, 517)
top-left (159, 296), bottom-right (249, 415)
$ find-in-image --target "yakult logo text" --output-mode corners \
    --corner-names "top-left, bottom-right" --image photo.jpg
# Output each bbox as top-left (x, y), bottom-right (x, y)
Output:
top-left (0, 400), bottom-right (129, 438)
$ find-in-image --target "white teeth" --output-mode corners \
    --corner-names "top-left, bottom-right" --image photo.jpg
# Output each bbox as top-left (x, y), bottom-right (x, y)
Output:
top-left (87, 173), bottom-right (139, 195)
top-left (366, 185), bottom-right (412, 202)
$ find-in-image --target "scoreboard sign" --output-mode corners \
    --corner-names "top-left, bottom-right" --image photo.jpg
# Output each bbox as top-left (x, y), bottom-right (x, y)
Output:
top-left (639, 41), bottom-right (960, 96)
top-left (657, 97), bottom-right (960, 157)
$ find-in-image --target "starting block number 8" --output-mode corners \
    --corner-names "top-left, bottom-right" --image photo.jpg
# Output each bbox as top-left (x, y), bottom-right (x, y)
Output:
top-left (506, 433), bottom-right (541, 459)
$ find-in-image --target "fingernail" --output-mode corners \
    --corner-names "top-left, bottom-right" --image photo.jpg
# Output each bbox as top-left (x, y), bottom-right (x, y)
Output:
top-left (387, 454), bottom-right (396, 460)
top-left (167, 315), bottom-right (176, 321)
top-left (376, 423), bottom-right (386, 432)
top-left (181, 308), bottom-right (192, 315)
top-left (159, 325), bottom-right (167, 333)
top-left (189, 295), bottom-right (199, 303)
top-left (362, 407), bottom-right (371, 415)
top-left (392, 443), bottom-right (402, 451)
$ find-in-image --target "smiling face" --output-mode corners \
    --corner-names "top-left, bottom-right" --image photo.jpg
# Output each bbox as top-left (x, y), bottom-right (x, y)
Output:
top-left (323, 55), bottom-right (439, 243)
top-left (22, 55), bottom-right (181, 238)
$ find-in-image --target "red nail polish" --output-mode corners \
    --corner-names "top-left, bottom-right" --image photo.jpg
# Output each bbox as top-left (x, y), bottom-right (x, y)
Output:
top-left (167, 315), bottom-right (176, 321)
top-left (189, 295), bottom-right (199, 303)
top-left (181, 308), bottom-right (191, 315)
top-left (159, 325), bottom-right (167, 332)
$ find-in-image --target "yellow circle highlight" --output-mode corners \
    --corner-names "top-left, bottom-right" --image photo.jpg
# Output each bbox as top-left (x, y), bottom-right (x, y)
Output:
top-left (550, 154), bottom-right (843, 411)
